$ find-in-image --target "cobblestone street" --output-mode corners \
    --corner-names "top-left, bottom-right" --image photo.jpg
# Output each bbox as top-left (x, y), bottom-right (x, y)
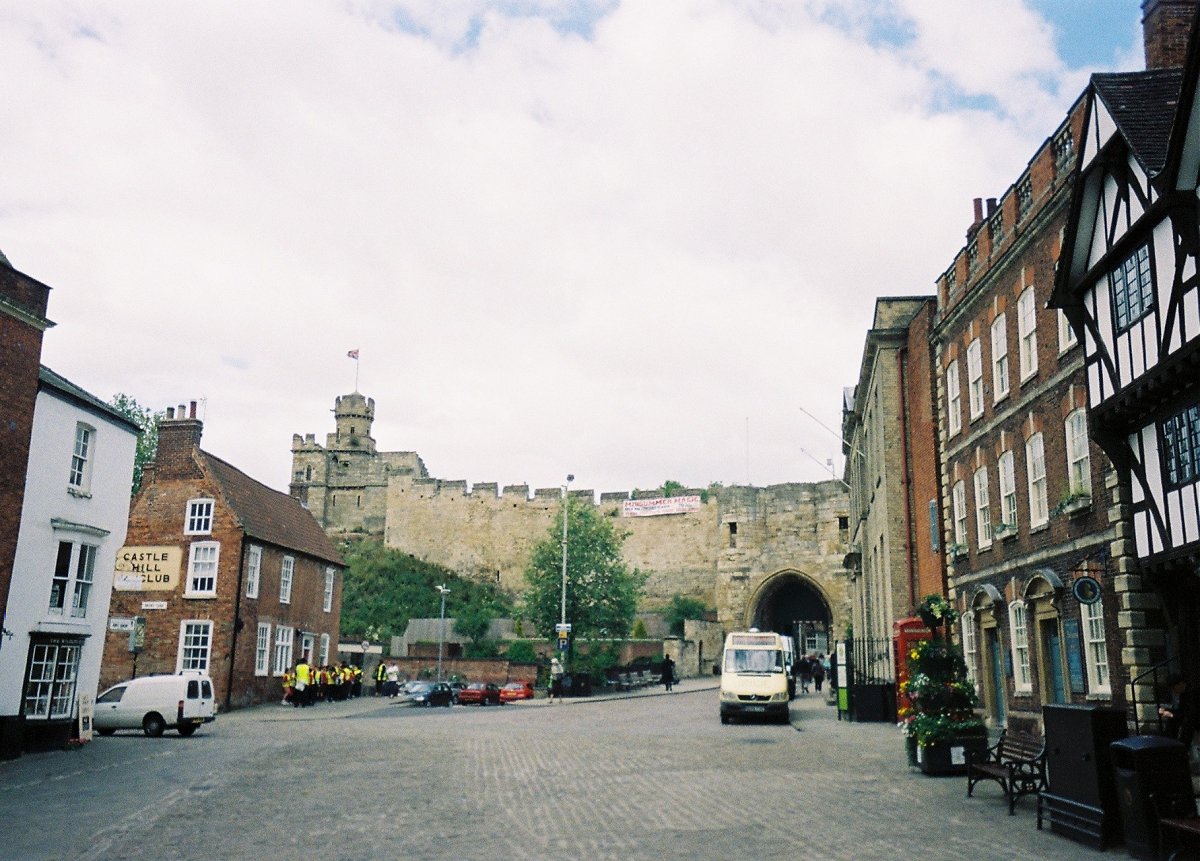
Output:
top-left (2, 683), bottom-right (1102, 861)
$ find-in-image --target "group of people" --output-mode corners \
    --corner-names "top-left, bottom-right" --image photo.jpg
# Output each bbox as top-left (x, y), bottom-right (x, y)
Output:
top-left (282, 659), bottom-right (363, 707)
top-left (791, 653), bottom-right (828, 695)
top-left (373, 661), bottom-right (412, 697)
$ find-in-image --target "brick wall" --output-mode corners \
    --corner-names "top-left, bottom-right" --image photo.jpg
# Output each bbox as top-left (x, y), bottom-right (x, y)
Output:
top-left (1143, 0), bottom-right (1198, 70)
top-left (0, 264), bottom-right (51, 626)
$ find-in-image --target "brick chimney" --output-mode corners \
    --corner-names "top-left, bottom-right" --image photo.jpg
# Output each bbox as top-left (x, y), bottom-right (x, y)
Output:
top-left (1143, 0), bottom-right (1198, 69)
top-left (153, 400), bottom-right (204, 479)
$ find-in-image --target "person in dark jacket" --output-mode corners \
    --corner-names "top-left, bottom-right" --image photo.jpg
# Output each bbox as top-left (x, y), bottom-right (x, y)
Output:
top-left (1160, 674), bottom-right (1196, 746)
top-left (661, 654), bottom-right (676, 692)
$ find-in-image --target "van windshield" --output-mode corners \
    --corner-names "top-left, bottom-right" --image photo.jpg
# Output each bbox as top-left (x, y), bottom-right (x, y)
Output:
top-left (725, 649), bottom-right (783, 674)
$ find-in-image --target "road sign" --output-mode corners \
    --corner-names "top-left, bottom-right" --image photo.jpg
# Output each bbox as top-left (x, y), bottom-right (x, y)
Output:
top-left (557, 638), bottom-right (569, 652)
top-left (555, 623), bottom-right (572, 633)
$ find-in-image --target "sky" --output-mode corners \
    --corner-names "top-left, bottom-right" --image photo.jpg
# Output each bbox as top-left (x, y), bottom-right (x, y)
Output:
top-left (0, 1), bottom-right (1146, 498)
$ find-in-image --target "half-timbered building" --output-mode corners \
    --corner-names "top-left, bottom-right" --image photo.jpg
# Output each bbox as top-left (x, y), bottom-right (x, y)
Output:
top-left (1051, 11), bottom-right (1200, 718)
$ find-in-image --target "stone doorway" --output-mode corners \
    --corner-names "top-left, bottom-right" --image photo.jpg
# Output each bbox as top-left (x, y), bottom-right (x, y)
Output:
top-left (748, 572), bottom-right (832, 653)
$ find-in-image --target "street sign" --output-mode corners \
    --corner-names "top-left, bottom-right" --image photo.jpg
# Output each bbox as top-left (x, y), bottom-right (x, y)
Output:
top-left (557, 638), bottom-right (569, 652)
top-left (555, 623), bottom-right (572, 633)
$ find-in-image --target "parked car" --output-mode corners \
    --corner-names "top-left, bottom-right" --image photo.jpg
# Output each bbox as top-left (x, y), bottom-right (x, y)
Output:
top-left (94, 672), bottom-right (217, 737)
top-left (401, 680), bottom-right (425, 698)
top-left (448, 681), bottom-right (467, 703)
top-left (408, 682), bottom-right (453, 707)
top-left (457, 682), bottom-right (502, 706)
top-left (499, 682), bottom-right (534, 703)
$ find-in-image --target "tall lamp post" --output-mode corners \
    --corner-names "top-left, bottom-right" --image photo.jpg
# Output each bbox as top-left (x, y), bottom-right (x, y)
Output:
top-left (560, 474), bottom-right (574, 636)
top-left (436, 584), bottom-right (450, 682)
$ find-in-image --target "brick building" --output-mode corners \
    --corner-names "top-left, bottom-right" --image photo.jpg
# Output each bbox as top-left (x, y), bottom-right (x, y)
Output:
top-left (842, 296), bottom-right (945, 683)
top-left (929, 88), bottom-right (1140, 734)
top-left (1051, 2), bottom-right (1200, 725)
top-left (101, 404), bottom-right (344, 711)
top-left (0, 258), bottom-right (54, 756)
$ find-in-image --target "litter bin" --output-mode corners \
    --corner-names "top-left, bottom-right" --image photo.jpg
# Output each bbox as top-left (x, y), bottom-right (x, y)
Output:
top-left (1110, 735), bottom-right (1192, 860)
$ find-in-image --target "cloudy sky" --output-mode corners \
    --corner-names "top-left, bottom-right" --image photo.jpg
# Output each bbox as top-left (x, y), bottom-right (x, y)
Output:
top-left (1, 1), bottom-right (1143, 498)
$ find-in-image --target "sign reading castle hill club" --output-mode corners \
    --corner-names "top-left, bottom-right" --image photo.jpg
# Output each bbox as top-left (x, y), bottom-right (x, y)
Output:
top-left (113, 546), bottom-right (182, 591)
top-left (622, 495), bottom-right (703, 517)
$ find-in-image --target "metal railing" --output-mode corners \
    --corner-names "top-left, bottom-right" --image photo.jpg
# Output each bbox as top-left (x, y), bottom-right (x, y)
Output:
top-left (1130, 655), bottom-right (1177, 735)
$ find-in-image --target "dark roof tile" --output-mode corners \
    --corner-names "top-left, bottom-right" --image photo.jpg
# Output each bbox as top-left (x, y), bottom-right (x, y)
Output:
top-left (1092, 68), bottom-right (1185, 174)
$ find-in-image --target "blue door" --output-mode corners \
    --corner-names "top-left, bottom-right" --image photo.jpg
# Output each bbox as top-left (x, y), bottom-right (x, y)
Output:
top-left (1042, 621), bottom-right (1066, 704)
top-left (986, 628), bottom-right (1007, 725)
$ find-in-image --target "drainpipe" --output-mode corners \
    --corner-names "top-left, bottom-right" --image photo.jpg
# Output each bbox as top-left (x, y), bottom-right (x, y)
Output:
top-left (225, 539), bottom-right (249, 711)
top-left (897, 347), bottom-right (918, 610)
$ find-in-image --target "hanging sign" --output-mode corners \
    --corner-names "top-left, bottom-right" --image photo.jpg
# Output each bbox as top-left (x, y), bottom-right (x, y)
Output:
top-left (114, 546), bottom-right (182, 591)
top-left (622, 496), bottom-right (702, 517)
top-left (1072, 576), bottom-right (1102, 605)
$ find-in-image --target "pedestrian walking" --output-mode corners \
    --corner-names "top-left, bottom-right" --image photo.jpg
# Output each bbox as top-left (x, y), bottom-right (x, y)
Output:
top-left (798, 655), bottom-right (812, 694)
top-left (662, 654), bottom-right (676, 692)
top-left (294, 657), bottom-right (312, 708)
top-left (812, 653), bottom-right (826, 692)
top-left (550, 656), bottom-right (564, 702)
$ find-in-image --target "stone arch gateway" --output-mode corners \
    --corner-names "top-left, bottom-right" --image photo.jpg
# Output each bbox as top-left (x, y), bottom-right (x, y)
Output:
top-left (746, 570), bottom-right (835, 652)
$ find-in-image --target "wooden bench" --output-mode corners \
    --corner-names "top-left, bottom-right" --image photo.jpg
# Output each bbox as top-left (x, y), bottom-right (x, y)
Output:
top-left (1154, 792), bottom-right (1200, 860)
top-left (965, 729), bottom-right (1047, 815)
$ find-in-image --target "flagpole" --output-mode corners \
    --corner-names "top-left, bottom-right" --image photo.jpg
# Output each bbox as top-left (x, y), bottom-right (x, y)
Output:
top-left (347, 349), bottom-right (360, 392)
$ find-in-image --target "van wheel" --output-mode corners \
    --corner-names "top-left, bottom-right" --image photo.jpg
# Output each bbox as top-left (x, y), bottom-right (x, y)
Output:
top-left (177, 723), bottom-right (198, 737)
top-left (97, 728), bottom-right (115, 736)
top-left (142, 713), bottom-right (165, 738)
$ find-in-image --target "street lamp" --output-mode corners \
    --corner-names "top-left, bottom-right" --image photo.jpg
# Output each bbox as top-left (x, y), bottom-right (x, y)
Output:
top-left (436, 584), bottom-right (450, 682)
top-left (560, 474), bottom-right (574, 634)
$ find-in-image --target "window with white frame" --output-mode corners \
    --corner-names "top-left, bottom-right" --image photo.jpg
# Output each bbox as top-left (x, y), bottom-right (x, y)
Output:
top-left (48, 540), bottom-right (98, 618)
top-left (1058, 308), bottom-right (1078, 351)
top-left (946, 360), bottom-right (962, 436)
top-left (319, 633), bottom-right (330, 665)
top-left (952, 480), bottom-right (967, 550)
top-left (323, 567), bottom-right (335, 613)
top-left (186, 542), bottom-right (219, 596)
top-left (1009, 602), bottom-right (1032, 692)
top-left (280, 556), bottom-right (294, 605)
top-left (255, 623), bottom-right (271, 676)
top-left (991, 313), bottom-right (1009, 402)
top-left (1018, 288), bottom-right (1038, 380)
top-left (998, 450), bottom-right (1017, 531)
top-left (1065, 409), bottom-right (1092, 496)
top-left (974, 467), bottom-right (992, 548)
top-left (177, 620), bottom-right (213, 672)
top-left (1081, 599), bottom-right (1110, 694)
top-left (185, 498), bottom-right (215, 535)
top-left (967, 339), bottom-right (984, 419)
top-left (23, 641), bottom-right (81, 719)
top-left (245, 545), bottom-right (261, 599)
top-left (1026, 433), bottom-right (1048, 526)
top-left (961, 611), bottom-right (978, 682)
top-left (273, 625), bottom-right (294, 675)
top-left (68, 423), bottom-right (94, 493)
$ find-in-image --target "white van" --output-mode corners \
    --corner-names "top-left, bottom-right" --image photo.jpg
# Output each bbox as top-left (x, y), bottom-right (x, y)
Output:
top-left (94, 673), bottom-right (217, 737)
top-left (719, 630), bottom-right (790, 724)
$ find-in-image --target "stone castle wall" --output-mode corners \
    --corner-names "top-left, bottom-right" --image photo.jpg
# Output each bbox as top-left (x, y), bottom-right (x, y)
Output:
top-left (292, 393), bottom-right (852, 635)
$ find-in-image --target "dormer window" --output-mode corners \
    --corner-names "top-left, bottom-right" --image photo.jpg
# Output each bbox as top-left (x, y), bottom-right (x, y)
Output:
top-left (185, 498), bottom-right (214, 535)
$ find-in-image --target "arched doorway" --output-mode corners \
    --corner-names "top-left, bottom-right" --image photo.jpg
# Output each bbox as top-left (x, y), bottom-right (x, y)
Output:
top-left (748, 571), bottom-right (832, 654)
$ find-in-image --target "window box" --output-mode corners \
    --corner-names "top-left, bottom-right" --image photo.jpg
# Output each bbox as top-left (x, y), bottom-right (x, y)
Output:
top-left (1053, 492), bottom-right (1092, 518)
top-left (993, 522), bottom-right (1018, 541)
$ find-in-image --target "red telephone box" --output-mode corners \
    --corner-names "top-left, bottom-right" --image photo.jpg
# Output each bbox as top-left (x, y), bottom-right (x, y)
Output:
top-left (893, 617), bottom-right (933, 717)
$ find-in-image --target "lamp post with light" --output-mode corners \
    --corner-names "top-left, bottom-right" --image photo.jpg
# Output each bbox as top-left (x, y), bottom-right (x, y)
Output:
top-left (436, 584), bottom-right (450, 682)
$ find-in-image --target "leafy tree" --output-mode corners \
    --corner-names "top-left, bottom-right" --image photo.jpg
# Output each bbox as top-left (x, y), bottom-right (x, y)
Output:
top-left (504, 640), bottom-right (538, 663)
top-left (632, 619), bottom-right (648, 639)
top-left (663, 594), bottom-right (713, 637)
top-left (523, 498), bottom-right (645, 651)
top-left (108, 393), bottom-right (162, 496)
top-left (339, 540), bottom-right (512, 643)
top-left (660, 479), bottom-right (686, 497)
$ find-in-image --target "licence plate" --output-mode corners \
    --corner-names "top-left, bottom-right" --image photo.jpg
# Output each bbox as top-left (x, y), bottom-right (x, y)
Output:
top-left (746, 705), bottom-right (765, 713)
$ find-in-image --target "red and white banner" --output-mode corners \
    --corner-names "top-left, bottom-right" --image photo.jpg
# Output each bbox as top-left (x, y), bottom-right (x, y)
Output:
top-left (622, 495), bottom-right (702, 517)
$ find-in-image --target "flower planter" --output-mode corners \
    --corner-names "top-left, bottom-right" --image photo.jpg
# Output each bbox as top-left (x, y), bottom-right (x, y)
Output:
top-left (916, 733), bottom-right (988, 776)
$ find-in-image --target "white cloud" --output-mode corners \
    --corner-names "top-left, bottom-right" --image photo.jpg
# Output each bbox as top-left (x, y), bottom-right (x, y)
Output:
top-left (0, 0), bottom-right (1135, 495)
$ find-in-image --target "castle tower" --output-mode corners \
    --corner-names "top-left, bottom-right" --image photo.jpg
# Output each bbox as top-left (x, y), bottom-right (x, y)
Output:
top-left (329, 391), bottom-right (377, 455)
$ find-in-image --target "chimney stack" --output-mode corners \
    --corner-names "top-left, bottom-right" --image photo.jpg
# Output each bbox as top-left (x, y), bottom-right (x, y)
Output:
top-left (153, 400), bottom-right (205, 479)
top-left (1143, 0), bottom-right (1197, 69)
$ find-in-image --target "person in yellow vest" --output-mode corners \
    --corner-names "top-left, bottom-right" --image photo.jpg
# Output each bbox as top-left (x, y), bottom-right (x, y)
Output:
top-left (353, 664), bottom-right (363, 698)
top-left (282, 669), bottom-right (294, 706)
top-left (294, 657), bottom-right (312, 708)
top-left (374, 660), bottom-right (387, 697)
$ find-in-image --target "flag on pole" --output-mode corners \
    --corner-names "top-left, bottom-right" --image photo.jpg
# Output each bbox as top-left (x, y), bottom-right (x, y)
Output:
top-left (347, 349), bottom-right (359, 360)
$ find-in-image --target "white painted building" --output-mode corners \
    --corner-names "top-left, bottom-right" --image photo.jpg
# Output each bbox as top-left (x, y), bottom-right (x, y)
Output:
top-left (0, 367), bottom-right (138, 752)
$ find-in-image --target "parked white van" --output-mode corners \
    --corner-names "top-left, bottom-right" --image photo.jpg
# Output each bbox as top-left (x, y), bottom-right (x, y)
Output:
top-left (94, 673), bottom-right (217, 737)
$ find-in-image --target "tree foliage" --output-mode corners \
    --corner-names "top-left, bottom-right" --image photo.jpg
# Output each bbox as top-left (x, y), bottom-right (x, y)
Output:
top-left (108, 393), bottom-right (162, 496)
top-left (339, 540), bottom-right (512, 643)
top-left (663, 594), bottom-right (713, 637)
top-left (523, 498), bottom-right (645, 642)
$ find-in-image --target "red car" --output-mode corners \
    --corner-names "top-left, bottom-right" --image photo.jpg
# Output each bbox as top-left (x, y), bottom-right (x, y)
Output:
top-left (457, 682), bottom-right (502, 706)
top-left (499, 682), bottom-right (534, 703)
